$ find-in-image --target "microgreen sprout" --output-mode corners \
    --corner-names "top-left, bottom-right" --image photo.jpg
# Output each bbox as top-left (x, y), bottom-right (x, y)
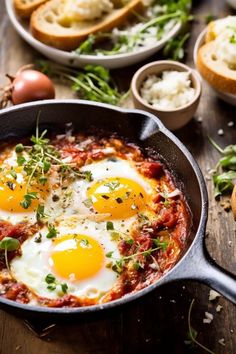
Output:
top-left (184, 299), bottom-right (215, 354)
top-left (36, 61), bottom-right (126, 105)
top-left (106, 237), bottom-right (169, 274)
top-left (0, 237), bottom-right (20, 277)
top-left (45, 273), bottom-right (68, 294)
top-left (46, 225), bottom-right (59, 239)
top-left (15, 113), bottom-right (93, 213)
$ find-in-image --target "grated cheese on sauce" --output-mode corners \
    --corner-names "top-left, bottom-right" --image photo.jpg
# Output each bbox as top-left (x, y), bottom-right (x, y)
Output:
top-left (140, 71), bottom-right (195, 110)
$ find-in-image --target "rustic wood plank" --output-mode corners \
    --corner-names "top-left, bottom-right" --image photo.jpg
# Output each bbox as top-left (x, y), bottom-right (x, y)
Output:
top-left (0, 1), bottom-right (235, 354)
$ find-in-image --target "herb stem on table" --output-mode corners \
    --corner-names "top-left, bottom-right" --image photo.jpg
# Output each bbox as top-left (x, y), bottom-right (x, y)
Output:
top-left (36, 61), bottom-right (126, 106)
top-left (185, 299), bottom-right (215, 354)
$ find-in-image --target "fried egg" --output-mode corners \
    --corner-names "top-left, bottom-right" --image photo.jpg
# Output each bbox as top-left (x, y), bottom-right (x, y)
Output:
top-left (11, 216), bottom-right (120, 300)
top-left (0, 151), bottom-right (50, 223)
top-left (49, 158), bottom-right (155, 222)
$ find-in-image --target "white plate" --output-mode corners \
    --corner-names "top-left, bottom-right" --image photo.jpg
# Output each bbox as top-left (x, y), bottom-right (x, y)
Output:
top-left (193, 28), bottom-right (236, 106)
top-left (6, 0), bottom-right (181, 69)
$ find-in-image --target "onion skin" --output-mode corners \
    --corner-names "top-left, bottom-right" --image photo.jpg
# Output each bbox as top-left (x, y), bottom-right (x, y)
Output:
top-left (231, 184), bottom-right (236, 220)
top-left (11, 70), bottom-right (55, 105)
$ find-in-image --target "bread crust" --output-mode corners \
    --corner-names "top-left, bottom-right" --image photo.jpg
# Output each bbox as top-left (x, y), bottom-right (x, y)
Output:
top-left (13, 0), bottom-right (48, 18)
top-left (30, 0), bottom-right (144, 51)
top-left (197, 42), bottom-right (236, 94)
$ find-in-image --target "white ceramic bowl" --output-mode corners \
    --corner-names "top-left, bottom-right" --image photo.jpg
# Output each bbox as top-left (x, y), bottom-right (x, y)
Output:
top-left (193, 28), bottom-right (236, 106)
top-left (5, 0), bottom-right (181, 69)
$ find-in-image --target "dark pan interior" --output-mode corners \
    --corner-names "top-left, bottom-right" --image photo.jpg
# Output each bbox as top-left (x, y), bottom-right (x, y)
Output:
top-left (0, 100), bottom-right (207, 317)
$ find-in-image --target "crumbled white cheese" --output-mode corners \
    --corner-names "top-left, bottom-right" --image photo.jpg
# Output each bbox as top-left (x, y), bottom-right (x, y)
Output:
top-left (140, 71), bottom-right (195, 110)
top-left (203, 311), bottom-right (214, 324)
top-left (209, 289), bottom-right (221, 301)
top-left (60, 0), bottom-right (113, 22)
top-left (218, 338), bottom-right (226, 346)
top-left (197, 116), bottom-right (203, 123)
top-left (216, 305), bottom-right (223, 312)
top-left (217, 129), bottom-right (224, 136)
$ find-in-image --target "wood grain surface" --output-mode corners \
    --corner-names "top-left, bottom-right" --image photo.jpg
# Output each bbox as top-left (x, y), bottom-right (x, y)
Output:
top-left (0, 1), bottom-right (236, 353)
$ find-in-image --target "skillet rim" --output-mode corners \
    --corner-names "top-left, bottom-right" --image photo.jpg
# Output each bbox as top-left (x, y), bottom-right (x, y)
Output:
top-left (0, 99), bottom-right (208, 316)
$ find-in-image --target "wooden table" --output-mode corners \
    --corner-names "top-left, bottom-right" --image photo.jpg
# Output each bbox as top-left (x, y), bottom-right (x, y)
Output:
top-left (0, 1), bottom-right (236, 353)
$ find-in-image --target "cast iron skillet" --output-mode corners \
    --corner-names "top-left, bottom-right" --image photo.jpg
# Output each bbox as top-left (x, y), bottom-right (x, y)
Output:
top-left (0, 99), bottom-right (235, 320)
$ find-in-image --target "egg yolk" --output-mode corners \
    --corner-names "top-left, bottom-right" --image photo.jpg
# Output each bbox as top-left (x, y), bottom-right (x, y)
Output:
top-left (50, 234), bottom-right (104, 281)
top-left (0, 168), bottom-right (49, 213)
top-left (87, 177), bottom-right (147, 219)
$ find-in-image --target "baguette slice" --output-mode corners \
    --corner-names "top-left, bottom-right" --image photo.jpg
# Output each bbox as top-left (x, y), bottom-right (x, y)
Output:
top-left (14, 0), bottom-right (48, 18)
top-left (197, 41), bottom-right (236, 94)
top-left (30, 0), bottom-right (143, 51)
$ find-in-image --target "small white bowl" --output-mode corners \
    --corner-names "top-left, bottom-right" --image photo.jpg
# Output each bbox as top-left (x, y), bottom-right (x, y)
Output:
top-left (131, 60), bottom-right (202, 131)
top-left (193, 28), bottom-right (236, 106)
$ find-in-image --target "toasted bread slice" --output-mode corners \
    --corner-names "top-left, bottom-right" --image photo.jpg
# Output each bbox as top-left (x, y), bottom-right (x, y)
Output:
top-left (14, 0), bottom-right (48, 18)
top-left (197, 41), bottom-right (236, 94)
top-left (30, 0), bottom-right (143, 51)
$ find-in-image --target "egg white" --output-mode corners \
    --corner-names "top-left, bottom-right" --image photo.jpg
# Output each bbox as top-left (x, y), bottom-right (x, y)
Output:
top-left (11, 216), bottom-right (121, 300)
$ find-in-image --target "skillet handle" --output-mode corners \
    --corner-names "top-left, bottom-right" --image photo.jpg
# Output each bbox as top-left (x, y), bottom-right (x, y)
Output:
top-left (171, 236), bottom-right (236, 304)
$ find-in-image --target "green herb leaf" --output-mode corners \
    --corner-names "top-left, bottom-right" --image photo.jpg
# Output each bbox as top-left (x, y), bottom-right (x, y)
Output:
top-left (15, 144), bottom-right (24, 153)
top-left (75, 35), bottom-right (95, 55)
top-left (126, 239), bottom-right (134, 245)
top-left (36, 204), bottom-right (46, 222)
top-left (82, 170), bottom-right (93, 182)
top-left (47, 284), bottom-right (56, 291)
top-left (0, 237), bottom-right (20, 251)
top-left (17, 155), bottom-right (26, 166)
top-left (46, 225), bottom-right (58, 239)
top-left (61, 283), bottom-right (68, 294)
top-left (153, 238), bottom-right (169, 251)
top-left (39, 176), bottom-right (48, 185)
top-left (106, 251), bottom-right (113, 258)
top-left (45, 273), bottom-right (56, 284)
top-left (106, 221), bottom-right (114, 230)
top-left (80, 239), bottom-right (89, 247)
top-left (133, 261), bottom-right (141, 270)
top-left (10, 169), bottom-right (17, 180)
top-left (20, 192), bottom-right (38, 209)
